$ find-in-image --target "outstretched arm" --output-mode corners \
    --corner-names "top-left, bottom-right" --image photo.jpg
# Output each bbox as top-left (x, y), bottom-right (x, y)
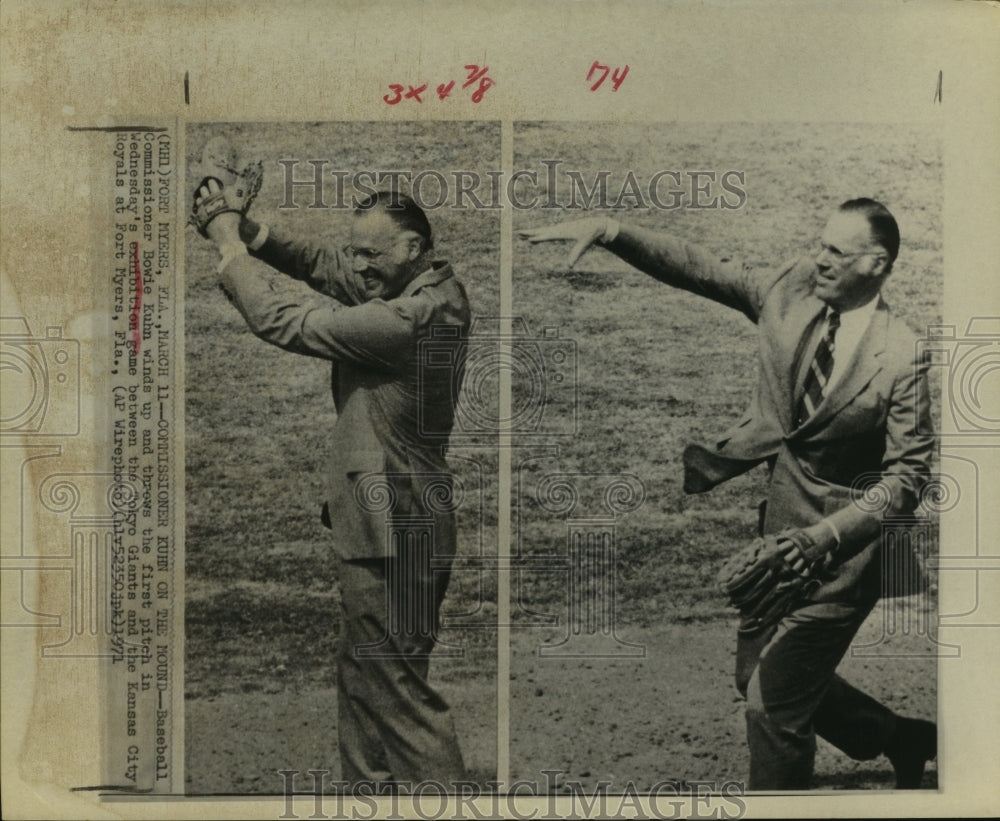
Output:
top-left (518, 217), bottom-right (616, 269)
top-left (519, 216), bottom-right (772, 323)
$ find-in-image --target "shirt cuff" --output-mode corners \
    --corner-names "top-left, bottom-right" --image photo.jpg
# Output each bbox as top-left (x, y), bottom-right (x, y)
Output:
top-left (247, 222), bottom-right (269, 251)
top-left (822, 517), bottom-right (841, 546)
top-left (601, 217), bottom-right (620, 244)
top-left (216, 241), bottom-right (248, 273)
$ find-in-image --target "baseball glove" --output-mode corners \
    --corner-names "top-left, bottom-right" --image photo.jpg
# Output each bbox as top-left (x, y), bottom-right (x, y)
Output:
top-left (717, 528), bottom-right (833, 632)
top-left (188, 136), bottom-right (263, 237)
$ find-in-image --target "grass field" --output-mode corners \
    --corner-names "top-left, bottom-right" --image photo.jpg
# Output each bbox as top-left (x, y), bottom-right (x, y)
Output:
top-left (183, 121), bottom-right (501, 791)
top-left (184, 120), bottom-right (942, 793)
top-left (509, 121), bottom-right (942, 789)
top-left (510, 121), bottom-right (942, 616)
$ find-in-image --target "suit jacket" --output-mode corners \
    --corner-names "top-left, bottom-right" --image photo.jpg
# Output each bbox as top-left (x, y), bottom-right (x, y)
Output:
top-left (218, 227), bottom-right (471, 561)
top-left (606, 226), bottom-right (934, 604)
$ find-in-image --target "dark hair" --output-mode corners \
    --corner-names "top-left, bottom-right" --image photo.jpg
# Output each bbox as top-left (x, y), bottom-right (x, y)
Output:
top-left (838, 198), bottom-right (899, 269)
top-left (354, 190), bottom-right (434, 251)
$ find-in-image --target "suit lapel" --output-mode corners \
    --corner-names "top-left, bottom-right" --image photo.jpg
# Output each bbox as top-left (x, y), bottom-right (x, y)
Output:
top-left (762, 295), bottom-right (826, 432)
top-left (402, 261), bottom-right (452, 297)
top-left (799, 298), bottom-right (889, 432)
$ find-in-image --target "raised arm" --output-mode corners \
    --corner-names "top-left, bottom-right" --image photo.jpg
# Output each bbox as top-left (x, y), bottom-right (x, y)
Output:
top-left (519, 216), bottom-right (773, 323)
top-left (218, 250), bottom-right (415, 370)
top-left (194, 181), bottom-right (411, 368)
top-left (239, 216), bottom-right (355, 305)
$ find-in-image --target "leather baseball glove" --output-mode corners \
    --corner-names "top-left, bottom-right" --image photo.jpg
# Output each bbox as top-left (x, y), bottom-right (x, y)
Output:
top-left (717, 528), bottom-right (834, 632)
top-left (188, 136), bottom-right (263, 237)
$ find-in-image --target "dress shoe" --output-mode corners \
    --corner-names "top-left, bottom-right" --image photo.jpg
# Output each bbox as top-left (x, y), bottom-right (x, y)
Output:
top-left (885, 717), bottom-right (937, 789)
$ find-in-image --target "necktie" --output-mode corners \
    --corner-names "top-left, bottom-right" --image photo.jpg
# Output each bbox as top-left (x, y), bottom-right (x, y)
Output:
top-left (796, 311), bottom-right (840, 426)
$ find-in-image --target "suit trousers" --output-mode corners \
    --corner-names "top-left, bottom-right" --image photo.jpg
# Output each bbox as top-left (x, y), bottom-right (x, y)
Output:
top-left (735, 600), bottom-right (898, 789)
top-left (336, 552), bottom-right (467, 789)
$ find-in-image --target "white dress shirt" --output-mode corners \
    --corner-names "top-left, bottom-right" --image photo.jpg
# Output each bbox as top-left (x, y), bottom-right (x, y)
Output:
top-left (826, 294), bottom-right (880, 393)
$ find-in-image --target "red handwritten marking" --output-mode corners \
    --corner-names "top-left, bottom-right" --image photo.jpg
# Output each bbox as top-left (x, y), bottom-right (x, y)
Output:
top-left (587, 61), bottom-right (629, 91)
top-left (462, 65), bottom-right (489, 88)
top-left (384, 67), bottom-right (495, 105)
top-left (469, 77), bottom-right (493, 103)
top-left (610, 65), bottom-right (630, 91)
top-left (383, 84), bottom-right (405, 105)
top-left (130, 242), bottom-right (142, 353)
top-left (404, 84), bottom-right (427, 103)
top-left (462, 65), bottom-right (494, 103)
top-left (587, 61), bottom-right (609, 90)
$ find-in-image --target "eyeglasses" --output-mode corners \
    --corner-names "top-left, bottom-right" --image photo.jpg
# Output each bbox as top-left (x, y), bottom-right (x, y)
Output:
top-left (342, 235), bottom-right (414, 263)
top-left (343, 244), bottom-right (389, 262)
top-left (815, 242), bottom-right (883, 264)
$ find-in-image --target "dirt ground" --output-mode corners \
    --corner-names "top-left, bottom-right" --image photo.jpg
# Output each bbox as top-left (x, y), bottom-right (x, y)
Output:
top-left (184, 121), bottom-right (942, 799)
top-left (186, 597), bottom-right (937, 795)
top-left (509, 603), bottom-right (938, 793)
top-left (185, 633), bottom-right (498, 794)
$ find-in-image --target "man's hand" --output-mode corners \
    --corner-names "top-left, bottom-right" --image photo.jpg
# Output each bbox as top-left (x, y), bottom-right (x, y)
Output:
top-left (718, 525), bottom-right (839, 632)
top-left (188, 136), bottom-right (263, 239)
top-left (780, 519), bottom-right (839, 571)
top-left (518, 217), bottom-right (615, 268)
top-left (194, 179), bottom-right (242, 247)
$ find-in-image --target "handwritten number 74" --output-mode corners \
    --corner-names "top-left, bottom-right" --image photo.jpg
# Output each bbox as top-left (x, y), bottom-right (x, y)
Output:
top-left (587, 61), bottom-right (629, 91)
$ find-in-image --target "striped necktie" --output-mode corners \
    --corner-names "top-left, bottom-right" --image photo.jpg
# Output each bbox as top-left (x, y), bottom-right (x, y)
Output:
top-left (796, 311), bottom-right (840, 426)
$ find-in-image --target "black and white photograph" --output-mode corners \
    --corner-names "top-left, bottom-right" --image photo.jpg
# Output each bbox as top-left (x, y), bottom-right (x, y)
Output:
top-left (183, 121), bottom-right (501, 794)
top-left (2, 2), bottom-right (999, 819)
top-left (511, 121), bottom-right (942, 793)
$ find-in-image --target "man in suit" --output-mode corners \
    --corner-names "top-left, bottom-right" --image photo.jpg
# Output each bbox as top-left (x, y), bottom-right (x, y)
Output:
top-left (194, 176), bottom-right (470, 790)
top-left (520, 198), bottom-right (937, 790)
